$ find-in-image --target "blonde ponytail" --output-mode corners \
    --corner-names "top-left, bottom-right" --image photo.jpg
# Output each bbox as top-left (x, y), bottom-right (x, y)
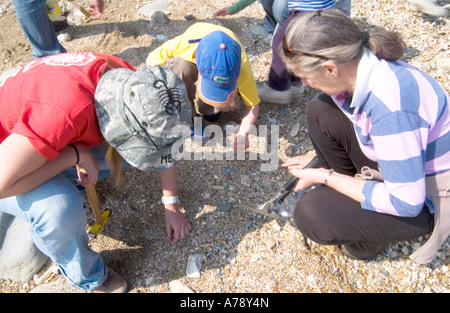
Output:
top-left (105, 145), bottom-right (123, 187)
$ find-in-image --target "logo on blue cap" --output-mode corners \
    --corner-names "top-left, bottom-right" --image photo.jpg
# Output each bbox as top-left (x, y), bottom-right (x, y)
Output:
top-left (213, 76), bottom-right (230, 84)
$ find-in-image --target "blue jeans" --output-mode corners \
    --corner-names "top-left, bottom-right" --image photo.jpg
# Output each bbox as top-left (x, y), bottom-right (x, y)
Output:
top-left (0, 146), bottom-right (112, 291)
top-left (336, 0), bottom-right (352, 16)
top-left (12, 0), bottom-right (66, 58)
top-left (259, 0), bottom-right (351, 33)
top-left (258, 0), bottom-right (289, 33)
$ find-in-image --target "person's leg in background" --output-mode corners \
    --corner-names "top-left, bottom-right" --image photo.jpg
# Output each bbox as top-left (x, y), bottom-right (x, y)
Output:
top-left (257, 10), bottom-right (303, 104)
top-left (271, 0), bottom-right (289, 25)
top-left (335, 0), bottom-right (351, 16)
top-left (11, 0), bottom-right (66, 58)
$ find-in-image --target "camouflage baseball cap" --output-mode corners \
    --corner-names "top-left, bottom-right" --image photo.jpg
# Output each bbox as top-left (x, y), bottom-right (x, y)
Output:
top-left (94, 65), bottom-right (192, 171)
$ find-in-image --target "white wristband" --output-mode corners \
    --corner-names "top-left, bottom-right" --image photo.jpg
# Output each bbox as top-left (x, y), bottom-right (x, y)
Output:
top-left (323, 169), bottom-right (334, 186)
top-left (161, 195), bottom-right (179, 205)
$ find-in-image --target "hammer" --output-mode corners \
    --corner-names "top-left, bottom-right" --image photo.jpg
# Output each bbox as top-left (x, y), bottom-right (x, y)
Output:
top-left (67, 0), bottom-right (91, 18)
top-left (86, 185), bottom-right (111, 238)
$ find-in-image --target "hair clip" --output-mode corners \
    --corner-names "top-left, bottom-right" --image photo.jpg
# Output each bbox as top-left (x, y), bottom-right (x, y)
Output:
top-left (361, 31), bottom-right (370, 44)
top-left (314, 9), bottom-right (323, 17)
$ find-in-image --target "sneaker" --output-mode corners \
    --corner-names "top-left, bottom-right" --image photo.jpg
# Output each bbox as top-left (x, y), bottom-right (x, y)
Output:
top-left (340, 242), bottom-right (385, 261)
top-left (257, 84), bottom-right (292, 104)
top-left (409, 0), bottom-right (448, 16)
top-left (203, 112), bottom-right (221, 122)
top-left (92, 268), bottom-right (127, 293)
top-left (52, 17), bottom-right (68, 32)
top-left (290, 82), bottom-right (305, 98)
top-left (191, 125), bottom-right (212, 144)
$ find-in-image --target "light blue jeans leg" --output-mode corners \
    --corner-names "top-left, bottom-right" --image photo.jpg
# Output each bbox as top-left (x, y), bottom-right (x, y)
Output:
top-left (11, 0), bottom-right (66, 58)
top-left (0, 175), bottom-right (107, 291)
top-left (272, 0), bottom-right (289, 24)
top-left (258, 0), bottom-right (289, 32)
top-left (0, 145), bottom-right (114, 291)
top-left (258, 0), bottom-right (276, 33)
top-left (335, 0), bottom-right (351, 16)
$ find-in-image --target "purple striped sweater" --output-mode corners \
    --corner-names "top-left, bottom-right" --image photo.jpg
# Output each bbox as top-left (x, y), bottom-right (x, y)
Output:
top-left (332, 49), bottom-right (450, 217)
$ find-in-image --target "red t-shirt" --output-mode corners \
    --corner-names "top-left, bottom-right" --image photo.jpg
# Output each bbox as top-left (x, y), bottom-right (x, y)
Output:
top-left (0, 52), bottom-right (135, 160)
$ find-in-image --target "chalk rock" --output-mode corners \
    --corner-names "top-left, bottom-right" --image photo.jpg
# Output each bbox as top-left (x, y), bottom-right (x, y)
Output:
top-left (138, 1), bottom-right (170, 17)
top-left (0, 212), bottom-right (48, 282)
top-left (186, 253), bottom-right (203, 278)
top-left (169, 279), bottom-right (194, 293)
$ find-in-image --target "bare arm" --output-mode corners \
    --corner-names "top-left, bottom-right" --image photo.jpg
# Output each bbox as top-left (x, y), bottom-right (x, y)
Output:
top-left (0, 133), bottom-right (98, 199)
top-left (234, 104), bottom-right (259, 151)
top-left (158, 167), bottom-right (191, 244)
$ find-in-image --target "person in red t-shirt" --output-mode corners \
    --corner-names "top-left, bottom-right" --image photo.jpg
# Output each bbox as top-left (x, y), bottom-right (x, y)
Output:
top-left (0, 53), bottom-right (192, 292)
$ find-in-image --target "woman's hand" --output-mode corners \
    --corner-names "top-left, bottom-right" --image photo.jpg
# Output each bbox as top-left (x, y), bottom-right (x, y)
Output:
top-left (288, 166), bottom-right (329, 191)
top-left (281, 154), bottom-right (317, 169)
top-left (281, 154), bottom-right (325, 191)
top-left (73, 143), bottom-right (99, 187)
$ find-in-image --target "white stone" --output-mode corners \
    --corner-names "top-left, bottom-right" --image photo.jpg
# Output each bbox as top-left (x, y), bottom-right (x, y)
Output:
top-left (186, 253), bottom-right (203, 278)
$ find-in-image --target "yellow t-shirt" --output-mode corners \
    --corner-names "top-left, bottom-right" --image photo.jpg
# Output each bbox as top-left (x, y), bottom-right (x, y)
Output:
top-left (146, 23), bottom-right (260, 107)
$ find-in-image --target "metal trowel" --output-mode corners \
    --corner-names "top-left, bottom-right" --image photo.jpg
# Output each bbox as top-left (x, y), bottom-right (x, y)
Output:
top-left (241, 156), bottom-right (322, 218)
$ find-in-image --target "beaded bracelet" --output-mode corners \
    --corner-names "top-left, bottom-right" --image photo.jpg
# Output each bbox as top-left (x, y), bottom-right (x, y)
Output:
top-left (323, 169), bottom-right (334, 186)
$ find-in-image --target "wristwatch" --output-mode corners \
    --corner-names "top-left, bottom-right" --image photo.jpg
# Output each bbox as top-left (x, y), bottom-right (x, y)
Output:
top-left (161, 195), bottom-right (179, 205)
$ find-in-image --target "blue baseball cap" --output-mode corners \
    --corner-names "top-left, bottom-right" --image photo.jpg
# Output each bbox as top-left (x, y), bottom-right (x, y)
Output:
top-left (195, 31), bottom-right (241, 107)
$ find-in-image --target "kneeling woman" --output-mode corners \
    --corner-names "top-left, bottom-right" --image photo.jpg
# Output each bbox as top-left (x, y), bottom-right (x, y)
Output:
top-left (281, 10), bottom-right (450, 263)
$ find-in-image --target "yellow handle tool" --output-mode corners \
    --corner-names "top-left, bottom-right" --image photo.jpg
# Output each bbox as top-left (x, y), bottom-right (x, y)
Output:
top-left (86, 185), bottom-right (111, 238)
top-left (67, 0), bottom-right (91, 18)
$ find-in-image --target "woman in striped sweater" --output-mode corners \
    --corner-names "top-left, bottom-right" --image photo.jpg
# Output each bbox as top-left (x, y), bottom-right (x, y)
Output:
top-left (281, 10), bottom-right (450, 263)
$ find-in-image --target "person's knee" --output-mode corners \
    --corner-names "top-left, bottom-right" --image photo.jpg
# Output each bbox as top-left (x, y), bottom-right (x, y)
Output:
top-left (24, 180), bottom-right (86, 236)
top-left (293, 190), bottom-right (335, 244)
top-left (306, 94), bottom-right (334, 127)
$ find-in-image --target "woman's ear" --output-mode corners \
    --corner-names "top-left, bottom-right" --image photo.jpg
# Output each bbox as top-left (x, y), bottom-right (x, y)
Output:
top-left (321, 61), bottom-right (339, 77)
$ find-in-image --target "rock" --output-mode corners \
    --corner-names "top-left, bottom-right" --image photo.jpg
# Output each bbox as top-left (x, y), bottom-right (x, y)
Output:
top-left (264, 238), bottom-right (277, 250)
top-left (150, 11), bottom-right (170, 26)
top-left (203, 192), bottom-right (211, 199)
top-left (66, 10), bottom-right (85, 26)
top-left (186, 253), bottom-right (203, 278)
top-left (216, 202), bottom-right (232, 212)
top-left (169, 279), bottom-right (194, 293)
top-left (289, 122), bottom-right (300, 137)
top-left (250, 24), bottom-right (269, 37)
top-left (156, 34), bottom-right (169, 41)
top-left (240, 175), bottom-right (252, 187)
top-left (0, 212), bottom-right (48, 282)
top-left (138, 1), bottom-right (170, 17)
top-left (0, 4), bottom-right (9, 14)
top-left (57, 33), bottom-right (71, 43)
top-left (30, 277), bottom-right (83, 293)
top-left (223, 167), bottom-right (233, 174)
